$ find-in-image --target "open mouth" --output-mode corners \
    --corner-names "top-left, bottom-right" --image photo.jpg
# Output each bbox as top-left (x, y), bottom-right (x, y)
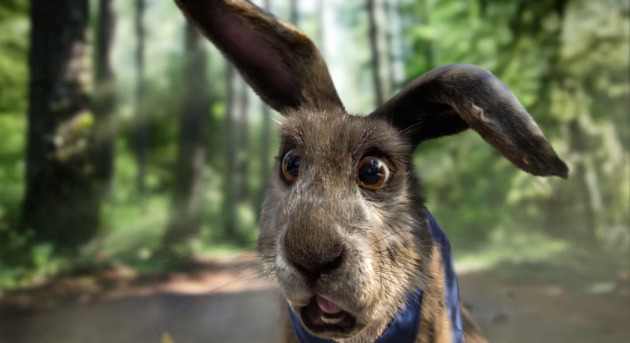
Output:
top-left (300, 295), bottom-right (356, 334)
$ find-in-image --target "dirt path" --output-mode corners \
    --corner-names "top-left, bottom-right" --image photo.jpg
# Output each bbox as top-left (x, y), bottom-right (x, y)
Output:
top-left (0, 256), bottom-right (628, 343)
top-left (459, 271), bottom-right (629, 343)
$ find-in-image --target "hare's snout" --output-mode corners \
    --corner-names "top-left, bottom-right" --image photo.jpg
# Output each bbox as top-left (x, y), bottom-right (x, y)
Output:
top-left (283, 216), bottom-right (348, 283)
top-left (284, 238), bottom-right (346, 284)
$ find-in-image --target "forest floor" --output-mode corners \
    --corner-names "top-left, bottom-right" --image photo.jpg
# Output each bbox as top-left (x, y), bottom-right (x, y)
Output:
top-left (0, 254), bottom-right (628, 343)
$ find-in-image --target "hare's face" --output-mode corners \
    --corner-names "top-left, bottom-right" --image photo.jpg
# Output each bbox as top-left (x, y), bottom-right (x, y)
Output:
top-left (258, 109), bottom-right (433, 338)
top-left (176, 0), bottom-right (567, 340)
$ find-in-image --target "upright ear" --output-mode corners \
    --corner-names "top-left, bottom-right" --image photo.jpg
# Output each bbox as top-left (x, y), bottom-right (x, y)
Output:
top-left (174, 0), bottom-right (343, 113)
top-left (370, 64), bottom-right (568, 178)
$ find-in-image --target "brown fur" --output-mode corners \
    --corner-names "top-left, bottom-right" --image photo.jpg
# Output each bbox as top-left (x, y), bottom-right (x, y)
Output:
top-left (174, 1), bottom-right (568, 342)
top-left (415, 246), bottom-right (453, 343)
top-left (461, 306), bottom-right (487, 343)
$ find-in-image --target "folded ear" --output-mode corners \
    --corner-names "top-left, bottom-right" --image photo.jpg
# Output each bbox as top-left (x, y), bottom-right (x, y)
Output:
top-left (175, 0), bottom-right (343, 113)
top-left (370, 64), bottom-right (568, 178)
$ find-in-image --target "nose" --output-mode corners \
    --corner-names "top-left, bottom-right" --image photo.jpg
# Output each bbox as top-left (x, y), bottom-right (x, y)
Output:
top-left (284, 235), bottom-right (346, 282)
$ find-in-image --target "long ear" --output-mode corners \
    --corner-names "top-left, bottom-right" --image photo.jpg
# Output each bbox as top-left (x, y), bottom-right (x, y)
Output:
top-left (370, 64), bottom-right (568, 178)
top-left (174, 0), bottom-right (343, 113)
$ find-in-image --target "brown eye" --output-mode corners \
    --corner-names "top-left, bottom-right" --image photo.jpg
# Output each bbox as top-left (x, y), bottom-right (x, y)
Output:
top-left (282, 148), bottom-right (303, 182)
top-left (356, 157), bottom-right (390, 189)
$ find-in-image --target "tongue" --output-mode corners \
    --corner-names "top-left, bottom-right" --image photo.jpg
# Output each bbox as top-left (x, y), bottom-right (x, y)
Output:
top-left (315, 295), bottom-right (342, 314)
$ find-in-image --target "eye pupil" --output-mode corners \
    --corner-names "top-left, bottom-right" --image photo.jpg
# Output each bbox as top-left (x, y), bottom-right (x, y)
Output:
top-left (282, 148), bottom-right (302, 183)
top-left (356, 157), bottom-right (390, 189)
top-left (358, 160), bottom-right (382, 185)
top-left (286, 155), bottom-right (300, 178)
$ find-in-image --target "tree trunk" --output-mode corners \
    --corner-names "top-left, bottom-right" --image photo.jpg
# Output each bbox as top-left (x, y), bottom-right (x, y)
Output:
top-left (367, 0), bottom-right (384, 107)
top-left (259, 0), bottom-right (273, 204)
top-left (134, 0), bottom-right (148, 193)
top-left (21, 0), bottom-right (98, 251)
top-left (162, 24), bottom-right (209, 256)
top-left (385, 0), bottom-right (402, 92)
top-left (237, 80), bottom-right (249, 202)
top-left (568, 119), bottom-right (598, 241)
top-left (417, 0), bottom-right (434, 70)
top-left (289, 0), bottom-right (299, 26)
top-left (260, 104), bottom-right (271, 196)
top-left (223, 65), bottom-right (239, 241)
top-left (316, 0), bottom-right (325, 57)
top-left (94, 0), bottom-right (116, 195)
top-left (381, 0), bottom-right (394, 97)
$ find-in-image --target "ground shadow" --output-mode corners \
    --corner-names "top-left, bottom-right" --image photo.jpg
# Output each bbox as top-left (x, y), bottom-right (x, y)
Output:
top-left (459, 260), bottom-right (630, 343)
top-left (0, 288), bottom-right (280, 343)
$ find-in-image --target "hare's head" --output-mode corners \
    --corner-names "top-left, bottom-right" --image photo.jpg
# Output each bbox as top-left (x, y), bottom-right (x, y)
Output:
top-left (176, 0), bottom-right (568, 339)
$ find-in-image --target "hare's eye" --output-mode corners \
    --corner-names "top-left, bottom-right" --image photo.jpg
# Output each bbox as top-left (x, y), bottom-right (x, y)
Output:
top-left (356, 157), bottom-right (390, 189)
top-left (282, 148), bottom-right (302, 182)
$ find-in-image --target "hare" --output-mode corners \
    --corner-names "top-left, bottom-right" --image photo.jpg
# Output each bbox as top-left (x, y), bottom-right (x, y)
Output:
top-left (174, 1), bottom-right (568, 342)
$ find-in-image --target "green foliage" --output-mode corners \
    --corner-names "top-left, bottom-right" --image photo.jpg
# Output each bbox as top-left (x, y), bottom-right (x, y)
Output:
top-left (0, 0), bottom-right (28, 113)
top-left (0, 114), bottom-right (25, 226)
top-left (394, 0), bottom-right (630, 256)
top-left (0, 0), bottom-right (627, 289)
top-left (0, 1), bottom-right (29, 286)
top-left (0, 229), bottom-right (64, 289)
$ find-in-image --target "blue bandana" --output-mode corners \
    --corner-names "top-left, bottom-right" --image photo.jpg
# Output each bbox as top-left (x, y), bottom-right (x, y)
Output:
top-left (288, 209), bottom-right (464, 343)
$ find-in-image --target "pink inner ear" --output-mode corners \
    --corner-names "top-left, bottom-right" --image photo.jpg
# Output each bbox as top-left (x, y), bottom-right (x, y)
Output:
top-left (203, 4), bottom-right (303, 108)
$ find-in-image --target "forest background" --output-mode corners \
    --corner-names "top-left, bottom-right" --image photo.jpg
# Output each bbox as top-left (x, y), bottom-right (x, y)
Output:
top-left (0, 0), bottom-right (628, 300)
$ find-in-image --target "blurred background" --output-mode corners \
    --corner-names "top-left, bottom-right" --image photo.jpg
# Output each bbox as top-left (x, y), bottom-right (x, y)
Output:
top-left (0, 0), bottom-right (628, 342)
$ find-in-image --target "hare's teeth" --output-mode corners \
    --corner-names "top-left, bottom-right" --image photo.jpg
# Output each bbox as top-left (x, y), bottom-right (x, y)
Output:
top-left (321, 314), bottom-right (344, 324)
